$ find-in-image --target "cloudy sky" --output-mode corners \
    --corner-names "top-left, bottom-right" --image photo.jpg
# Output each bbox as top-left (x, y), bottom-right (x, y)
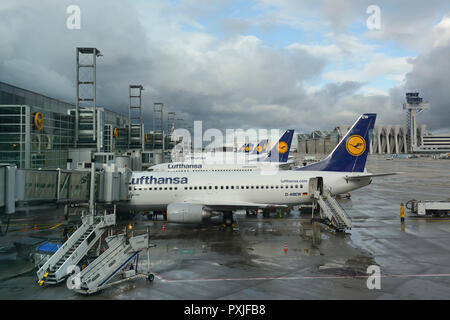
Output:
top-left (1, 0), bottom-right (450, 134)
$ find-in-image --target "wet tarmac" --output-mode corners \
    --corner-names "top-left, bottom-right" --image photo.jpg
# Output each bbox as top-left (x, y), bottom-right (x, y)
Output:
top-left (1, 155), bottom-right (450, 299)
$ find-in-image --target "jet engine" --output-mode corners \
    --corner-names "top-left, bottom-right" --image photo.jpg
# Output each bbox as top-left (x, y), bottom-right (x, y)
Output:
top-left (167, 203), bottom-right (212, 223)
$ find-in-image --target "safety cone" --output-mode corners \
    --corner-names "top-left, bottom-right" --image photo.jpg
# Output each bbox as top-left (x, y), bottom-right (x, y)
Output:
top-left (162, 224), bottom-right (166, 231)
top-left (283, 244), bottom-right (288, 253)
top-left (33, 225), bottom-right (38, 231)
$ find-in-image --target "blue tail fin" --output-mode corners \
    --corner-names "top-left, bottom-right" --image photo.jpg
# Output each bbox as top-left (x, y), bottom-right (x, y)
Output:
top-left (261, 129), bottom-right (294, 163)
top-left (296, 113), bottom-right (376, 172)
top-left (251, 139), bottom-right (269, 155)
top-left (238, 143), bottom-right (255, 153)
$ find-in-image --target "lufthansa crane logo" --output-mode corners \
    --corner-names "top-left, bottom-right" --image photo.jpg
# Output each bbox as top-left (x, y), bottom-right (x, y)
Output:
top-left (256, 145), bottom-right (262, 153)
top-left (346, 135), bottom-right (366, 156)
top-left (34, 112), bottom-right (44, 131)
top-left (277, 141), bottom-right (289, 154)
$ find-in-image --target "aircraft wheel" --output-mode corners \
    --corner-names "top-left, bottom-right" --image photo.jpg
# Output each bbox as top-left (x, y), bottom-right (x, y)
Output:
top-left (148, 274), bottom-right (154, 282)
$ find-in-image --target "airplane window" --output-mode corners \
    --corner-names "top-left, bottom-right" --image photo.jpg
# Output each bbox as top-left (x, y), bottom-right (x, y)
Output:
top-left (199, 186), bottom-right (202, 190)
top-left (251, 186), bottom-right (254, 189)
top-left (256, 186), bottom-right (259, 189)
top-left (295, 185), bottom-right (298, 188)
top-left (231, 186), bottom-right (234, 189)
top-left (189, 187), bottom-right (193, 190)
top-left (226, 186), bottom-right (229, 190)
top-left (221, 186), bottom-right (224, 189)
top-left (275, 186), bottom-right (279, 189)
top-left (194, 187), bottom-right (198, 190)
top-left (128, 187), bottom-right (132, 191)
top-left (215, 186), bottom-right (218, 189)
top-left (300, 184), bottom-right (303, 188)
top-left (209, 186), bottom-right (212, 190)
top-left (184, 187), bottom-right (188, 190)
top-left (280, 186), bottom-right (283, 189)
top-left (164, 187), bottom-right (168, 190)
top-left (159, 187), bottom-right (163, 190)
top-left (246, 186), bottom-right (249, 189)
top-left (270, 186), bottom-right (274, 189)
top-left (169, 187), bottom-right (173, 190)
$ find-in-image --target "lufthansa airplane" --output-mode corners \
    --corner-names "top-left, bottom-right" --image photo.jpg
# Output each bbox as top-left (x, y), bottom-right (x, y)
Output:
top-left (182, 130), bottom-right (293, 163)
top-left (124, 114), bottom-right (392, 225)
top-left (149, 131), bottom-right (294, 172)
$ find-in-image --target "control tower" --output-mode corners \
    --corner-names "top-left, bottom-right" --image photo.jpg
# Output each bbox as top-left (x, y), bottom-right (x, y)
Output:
top-left (403, 92), bottom-right (429, 152)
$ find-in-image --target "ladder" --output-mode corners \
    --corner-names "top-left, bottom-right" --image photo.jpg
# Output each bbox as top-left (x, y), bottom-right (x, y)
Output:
top-left (37, 213), bottom-right (116, 286)
top-left (73, 233), bottom-right (151, 295)
top-left (317, 191), bottom-right (352, 232)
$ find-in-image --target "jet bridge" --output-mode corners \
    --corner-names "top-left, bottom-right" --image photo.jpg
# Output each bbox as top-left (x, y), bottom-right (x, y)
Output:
top-left (309, 177), bottom-right (352, 232)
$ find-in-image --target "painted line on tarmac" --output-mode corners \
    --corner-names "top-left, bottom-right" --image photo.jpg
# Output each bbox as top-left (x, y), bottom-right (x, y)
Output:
top-left (153, 273), bottom-right (450, 284)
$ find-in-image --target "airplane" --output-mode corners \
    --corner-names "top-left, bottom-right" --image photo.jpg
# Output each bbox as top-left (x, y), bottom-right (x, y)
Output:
top-left (123, 113), bottom-right (394, 226)
top-left (182, 131), bottom-right (293, 163)
top-left (148, 132), bottom-right (294, 172)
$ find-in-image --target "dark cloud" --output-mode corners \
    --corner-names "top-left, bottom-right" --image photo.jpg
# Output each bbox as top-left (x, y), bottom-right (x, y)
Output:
top-left (400, 44), bottom-right (450, 131)
top-left (0, 0), bottom-right (449, 136)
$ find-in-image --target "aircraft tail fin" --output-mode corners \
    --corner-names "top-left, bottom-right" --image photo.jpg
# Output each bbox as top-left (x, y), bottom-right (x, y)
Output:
top-left (251, 139), bottom-right (269, 155)
top-left (296, 114), bottom-right (376, 172)
top-left (261, 129), bottom-right (294, 163)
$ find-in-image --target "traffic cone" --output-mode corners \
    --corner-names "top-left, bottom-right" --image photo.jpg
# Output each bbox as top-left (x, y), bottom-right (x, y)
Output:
top-left (33, 225), bottom-right (38, 231)
top-left (162, 224), bottom-right (166, 231)
top-left (283, 244), bottom-right (288, 253)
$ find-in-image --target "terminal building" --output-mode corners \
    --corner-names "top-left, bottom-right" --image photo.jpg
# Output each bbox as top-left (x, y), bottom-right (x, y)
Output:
top-left (0, 81), bottom-right (130, 169)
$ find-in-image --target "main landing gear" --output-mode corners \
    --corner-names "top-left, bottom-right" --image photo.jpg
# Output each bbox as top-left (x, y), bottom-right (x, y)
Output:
top-left (222, 211), bottom-right (235, 228)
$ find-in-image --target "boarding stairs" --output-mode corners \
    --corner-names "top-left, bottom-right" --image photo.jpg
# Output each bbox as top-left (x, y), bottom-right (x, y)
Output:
top-left (73, 232), bottom-right (151, 295)
top-left (37, 213), bottom-right (116, 286)
top-left (316, 190), bottom-right (352, 232)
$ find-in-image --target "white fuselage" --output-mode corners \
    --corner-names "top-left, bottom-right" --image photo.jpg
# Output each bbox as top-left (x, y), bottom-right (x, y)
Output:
top-left (148, 162), bottom-right (292, 173)
top-left (182, 151), bottom-right (266, 163)
top-left (125, 170), bottom-right (371, 211)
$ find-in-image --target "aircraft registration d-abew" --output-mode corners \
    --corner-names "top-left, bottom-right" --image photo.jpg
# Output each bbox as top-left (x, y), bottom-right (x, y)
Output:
top-left (123, 113), bottom-right (394, 225)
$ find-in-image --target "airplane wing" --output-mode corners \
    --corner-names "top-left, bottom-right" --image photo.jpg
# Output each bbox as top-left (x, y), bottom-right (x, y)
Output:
top-left (184, 199), bottom-right (288, 211)
top-left (344, 172), bottom-right (400, 181)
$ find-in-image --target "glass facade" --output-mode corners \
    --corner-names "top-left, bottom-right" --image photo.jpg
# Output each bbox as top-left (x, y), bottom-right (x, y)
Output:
top-left (0, 105), bottom-right (27, 168)
top-left (0, 82), bottom-right (130, 169)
